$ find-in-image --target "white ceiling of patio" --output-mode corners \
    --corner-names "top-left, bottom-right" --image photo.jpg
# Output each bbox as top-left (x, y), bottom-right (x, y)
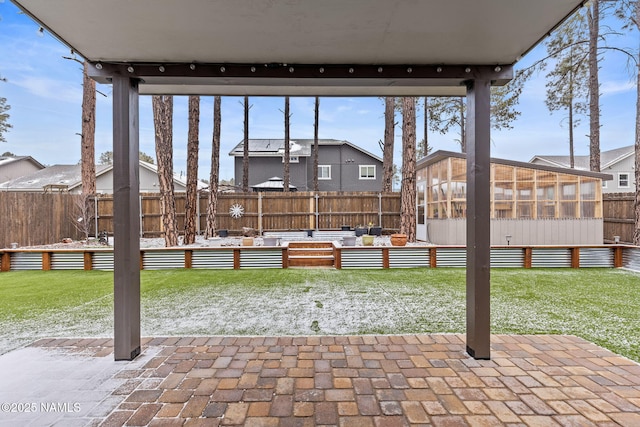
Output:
top-left (13, 0), bottom-right (584, 96)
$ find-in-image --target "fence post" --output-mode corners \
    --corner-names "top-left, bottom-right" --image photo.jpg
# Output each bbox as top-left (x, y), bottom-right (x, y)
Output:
top-left (196, 193), bottom-right (201, 236)
top-left (233, 248), bottom-right (240, 269)
top-left (185, 250), bottom-right (193, 269)
top-left (94, 196), bottom-right (99, 239)
top-left (282, 247), bottom-right (289, 269)
top-left (382, 247), bottom-right (390, 268)
top-left (1, 252), bottom-right (10, 272)
top-left (315, 193), bottom-right (320, 230)
top-left (258, 192), bottom-right (263, 234)
top-left (42, 252), bottom-right (52, 271)
top-left (524, 247), bottom-right (532, 268)
top-left (571, 247), bottom-right (580, 268)
top-left (139, 195), bottom-right (143, 238)
top-left (614, 246), bottom-right (623, 268)
top-left (309, 193), bottom-right (315, 230)
top-left (378, 193), bottom-right (382, 228)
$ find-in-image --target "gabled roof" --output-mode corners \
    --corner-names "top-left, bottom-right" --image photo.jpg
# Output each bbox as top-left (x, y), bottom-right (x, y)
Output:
top-left (0, 161), bottom-right (205, 191)
top-left (420, 150), bottom-right (613, 181)
top-left (251, 176), bottom-right (297, 192)
top-left (0, 164), bottom-right (109, 191)
top-left (529, 145), bottom-right (634, 171)
top-left (0, 156), bottom-right (46, 170)
top-left (229, 138), bottom-right (382, 162)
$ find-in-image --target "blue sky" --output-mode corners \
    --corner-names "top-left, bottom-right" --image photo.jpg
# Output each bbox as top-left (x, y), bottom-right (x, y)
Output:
top-left (0, 2), bottom-right (637, 181)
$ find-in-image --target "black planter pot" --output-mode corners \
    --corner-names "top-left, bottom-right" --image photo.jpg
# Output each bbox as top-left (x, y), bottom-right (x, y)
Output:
top-left (218, 229), bottom-right (228, 237)
top-left (368, 226), bottom-right (382, 236)
top-left (355, 227), bottom-right (367, 237)
top-left (341, 225), bottom-right (351, 231)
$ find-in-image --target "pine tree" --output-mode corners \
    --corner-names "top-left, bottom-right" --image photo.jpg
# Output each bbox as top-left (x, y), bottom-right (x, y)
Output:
top-left (152, 95), bottom-right (178, 247)
top-left (205, 96), bottom-right (222, 238)
top-left (382, 97), bottom-right (396, 192)
top-left (400, 97), bottom-right (417, 241)
top-left (183, 95), bottom-right (200, 245)
top-left (544, 10), bottom-right (589, 168)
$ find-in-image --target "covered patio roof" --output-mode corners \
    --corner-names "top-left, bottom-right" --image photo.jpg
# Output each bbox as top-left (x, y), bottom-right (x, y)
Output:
top-left (11, 0), bottom-right (585, 361)
top-left (14, 0), bottom-right (583, 96)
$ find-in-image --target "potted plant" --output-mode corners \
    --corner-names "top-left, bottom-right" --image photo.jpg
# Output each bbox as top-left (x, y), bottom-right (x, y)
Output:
top-left (390, 233), bottom-right (407, 246)
top-left (362, 235), bottom-right (375, 246)
top-left (355, 225), bottom-right (367, 237)
top-left (343, 236), bottom-right (356, 246)
top-left (368, 223), bottom-right (382, 236)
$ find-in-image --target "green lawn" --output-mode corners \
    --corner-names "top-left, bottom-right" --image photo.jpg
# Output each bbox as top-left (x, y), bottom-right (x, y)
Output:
top-left (0, 268), bottom-right (638, 361)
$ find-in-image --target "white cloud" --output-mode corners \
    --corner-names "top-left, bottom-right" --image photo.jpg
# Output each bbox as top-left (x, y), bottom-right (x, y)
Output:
top-left (601, 80), bottom-right (636, 96)
top-left (12, 76), bottom-right (82, 104)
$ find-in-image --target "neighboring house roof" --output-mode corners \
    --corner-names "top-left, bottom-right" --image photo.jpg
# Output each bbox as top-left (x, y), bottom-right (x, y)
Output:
top-left (251, 176), bottom-right (297, 192)
top-left (420, 150), bottom-right (613, 181)
top-left (0, 164), bottom-right (105, 191)
top-left (0, 155), bottom-right (46, 170)
top-left (529, 145), bottom-right (633, 171)
top-left (229, 138), bottom-right (383, 162)
top-left (0, 161), bottom-right (205, 192)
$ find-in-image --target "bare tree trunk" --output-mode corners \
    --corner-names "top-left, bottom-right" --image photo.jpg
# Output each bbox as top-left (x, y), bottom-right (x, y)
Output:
top-left (400, 97), bottom-right (417, 241)
top-left (459, 98), bottom-right (466, 153)
top-left (283, 96), bottom-right (291, 193)
top-left (206, 96), bottom-right (221, 238)
top-left (313, 96), bottom-right (319, 192)
top-left (152, 95), bottom-right (178, 247)
top-left (382, 97), bottom-right (395, 192)
top-left (588, 0), bottom-right (601, 172)
top-left (422, 96), bottom-right (429, 158)
top-left (569, 101), bottom-right (575, 168)
top-left (634, 0), bottom-right (640, 246)
top-left (242, 95), bottom-right (249, 192)
top-left (81, 61), bottom-right (96, 196)
top-left (184, 95), bottom-right (199, 245)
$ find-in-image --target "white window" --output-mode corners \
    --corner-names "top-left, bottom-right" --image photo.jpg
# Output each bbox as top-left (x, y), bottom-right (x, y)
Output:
top-left (282, 156), bottom-right (299, 163)
top-left (318, 165), bottom-right (331, 180)
top-left (602, 180), bottom-right (608, 189)
top-left (359, 165), bottom-right (376, 180)
top-left (618, 173), bottom-right (630, 188)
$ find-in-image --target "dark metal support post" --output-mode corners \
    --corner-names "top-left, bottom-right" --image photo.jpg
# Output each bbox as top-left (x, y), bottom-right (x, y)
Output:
top-left (465, 79), bottom-right (491, 360)
top-left (112, 75), bottom-right (141, 361)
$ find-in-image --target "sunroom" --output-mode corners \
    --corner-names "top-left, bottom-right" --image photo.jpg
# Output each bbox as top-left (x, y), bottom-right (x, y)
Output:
top-left (417, 151), bottom-right (613, 245)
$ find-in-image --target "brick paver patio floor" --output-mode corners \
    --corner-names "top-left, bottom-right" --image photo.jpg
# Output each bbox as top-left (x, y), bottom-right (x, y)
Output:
top-left (17, 334), bottom-right (640, 426)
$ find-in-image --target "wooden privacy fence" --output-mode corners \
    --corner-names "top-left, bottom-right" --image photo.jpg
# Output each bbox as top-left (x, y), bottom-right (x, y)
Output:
top-left (603, 193), bottom-right (635, 244)
top-left (0, 192), bottom-right (83, 248)
top-left (1, 191), bottom-right (401, 247)
top-left (3, 190), bottom-right (635, 247)
top-left (96, 191), bottom-right (402, 237)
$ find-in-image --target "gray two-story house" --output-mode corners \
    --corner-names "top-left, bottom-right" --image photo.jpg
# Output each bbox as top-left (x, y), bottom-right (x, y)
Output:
top-left (229, 139), bottom-right (383, 192)
top-left (530, 145), bottom-right (635, 193)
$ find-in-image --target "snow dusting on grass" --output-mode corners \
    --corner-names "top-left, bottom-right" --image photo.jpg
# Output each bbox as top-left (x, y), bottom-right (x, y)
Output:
top-left (0, 268), bottom-right (638, 362)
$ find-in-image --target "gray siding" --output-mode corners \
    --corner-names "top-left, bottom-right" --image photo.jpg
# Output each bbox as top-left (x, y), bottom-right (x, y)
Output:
top-left (234, 144), bottom-right (382, 192)
top-left (421, 218), bottom-right (605, 245)
top-left (602, 155), bottom-right (635, 193)
top-left (236, 157), bottom-right (310, 190)
top-left (307, 144), bottom-right (383, 191)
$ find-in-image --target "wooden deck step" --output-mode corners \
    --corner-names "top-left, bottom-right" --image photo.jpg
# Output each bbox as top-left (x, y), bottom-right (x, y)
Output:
top-left (286, 241), bottom-right (336, 268)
